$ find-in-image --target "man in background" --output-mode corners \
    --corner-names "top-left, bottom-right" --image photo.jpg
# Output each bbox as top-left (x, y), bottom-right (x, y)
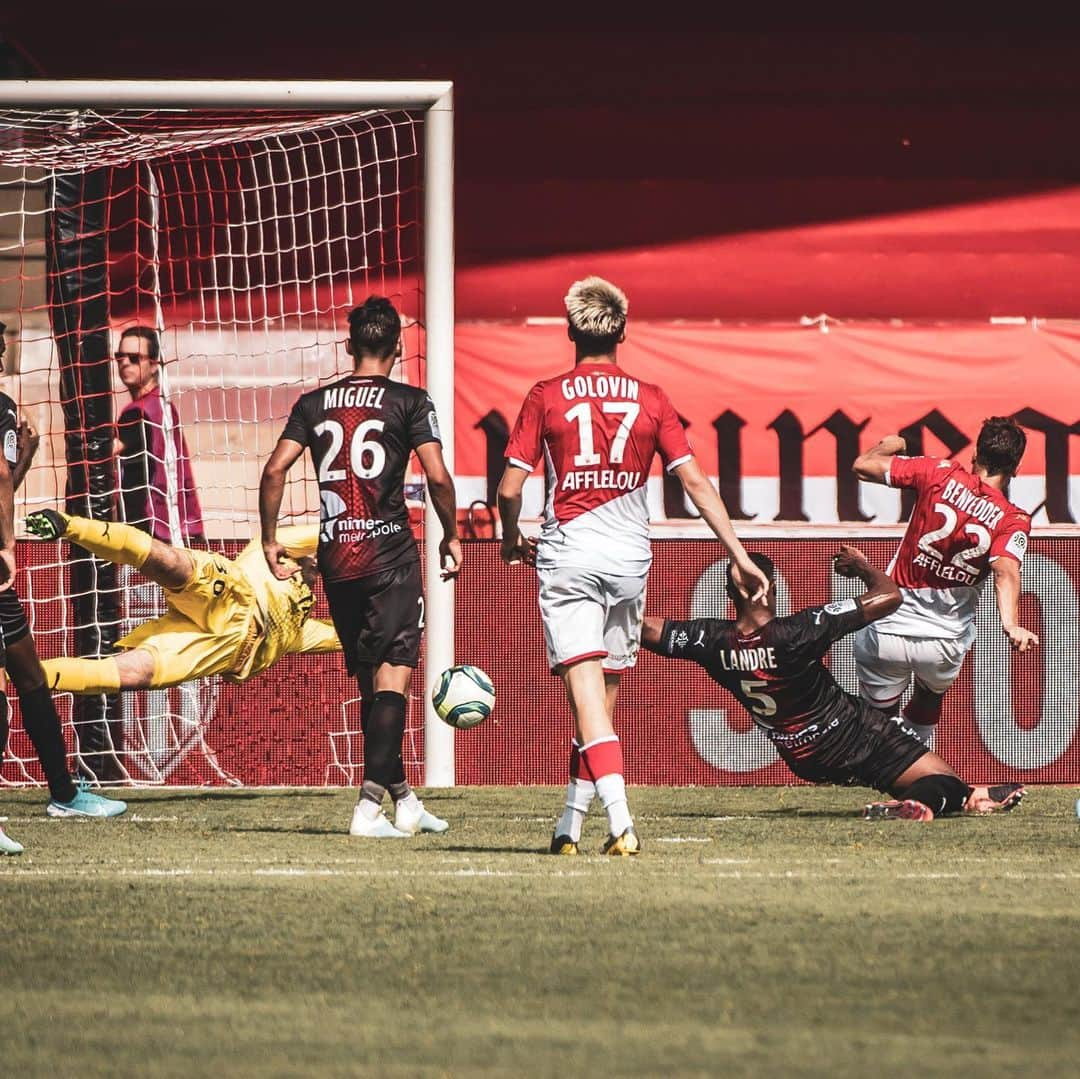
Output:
top-left (114, 325), bottom-right (204, 543)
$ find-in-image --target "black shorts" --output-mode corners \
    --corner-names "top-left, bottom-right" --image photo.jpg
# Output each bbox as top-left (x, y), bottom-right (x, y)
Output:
top-left (325, 560), bottom-right (423, 675)
top-left (775, 701), bottom-right (928, 794)
top-left (0, 586), bottom-right (30, 663)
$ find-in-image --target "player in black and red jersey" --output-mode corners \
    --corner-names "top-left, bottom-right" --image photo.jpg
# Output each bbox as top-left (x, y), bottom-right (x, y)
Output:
top-left (0, 322), bottom-right (126, 846)
top-left (260, 297), bottom-right (461, 838)
top-left (642, 546), bottom-right (1024, 820)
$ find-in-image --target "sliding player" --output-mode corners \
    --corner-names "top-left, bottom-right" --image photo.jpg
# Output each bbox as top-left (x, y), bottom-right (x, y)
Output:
top-left (260, 296), bottom-right (462, 840)
top-left (25, 510), bottom-right (340, 692)
top-left (0, 325), bottom-right (126, 840)
top-left (497, 276), bottom-right (768, 856)
top-left (851, 417), bottom-right (1037, 744)
top-left (643, 546), bottom-right (1024, 820)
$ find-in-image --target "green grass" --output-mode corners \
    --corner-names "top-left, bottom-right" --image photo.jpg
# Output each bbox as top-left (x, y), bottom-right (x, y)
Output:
top-left (1, 785), bottom-right (1078, 1078)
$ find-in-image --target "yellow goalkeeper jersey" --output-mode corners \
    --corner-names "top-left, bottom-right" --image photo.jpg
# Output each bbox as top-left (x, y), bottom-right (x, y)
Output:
top-left (229, 526), bottom-right (340, 681)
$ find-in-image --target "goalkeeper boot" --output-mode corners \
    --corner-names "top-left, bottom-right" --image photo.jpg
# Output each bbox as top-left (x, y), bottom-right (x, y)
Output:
top-left (964, 784), bottom-right (1025, 814)
top-left (394, 798), bottom-right (449, 835)
top-left (47, 778), bottom-right (127, 819)
top-left (601, 826), bottom-right (641, 856)
top-left (24, 509), bottom-right (69, 541)
top-left (862, 799), bottom-right (935, 822)
top-left (549, 833), bottom-right (579, 856)
top-left (0, 819), bottom-right (24, 855)
top-left (349, 804), bottom-right (409, 838)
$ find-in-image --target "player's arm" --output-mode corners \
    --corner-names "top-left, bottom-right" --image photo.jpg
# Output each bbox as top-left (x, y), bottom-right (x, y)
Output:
top-left (259, 437), bottom-right (306, 579)
top-left (11, 418), bottom-right (39, 490)
top-left (852, 434), bottom-right (907, 485)
top-left (496, 464), bottom-right (537, 566)
top-left (832, 544), bottom-right (901, 622)
top-left (992, 557), bottom-right (1039, 652)
top-left (672, 458), bottom-right (768, 601)
top-left (414, 440), bottom-right (462, 581)
top-left (0, 452), bottom-right (15, 591)
top-left (641, 617), bottom-right (666, 653)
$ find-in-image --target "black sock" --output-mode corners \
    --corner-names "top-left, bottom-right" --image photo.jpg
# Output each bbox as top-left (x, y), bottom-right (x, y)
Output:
top-left (901, 774), bottom-right (972, 817)
top-left (19, 684), bottom-right (77, 803)
top-left (0, 690), bottom-right (8, 761)
top-left (362, 691), bottom-right (407, 790)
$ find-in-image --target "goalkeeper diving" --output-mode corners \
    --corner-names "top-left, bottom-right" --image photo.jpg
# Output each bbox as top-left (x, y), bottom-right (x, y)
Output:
top-left (25, 509), bottom-right (340, 693)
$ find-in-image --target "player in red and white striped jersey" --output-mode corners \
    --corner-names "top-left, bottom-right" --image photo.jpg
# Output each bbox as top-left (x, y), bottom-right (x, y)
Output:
top-left (497, 277), bottom-right (768, 855)
top-left (852, 417), bottom-right (1039, 743)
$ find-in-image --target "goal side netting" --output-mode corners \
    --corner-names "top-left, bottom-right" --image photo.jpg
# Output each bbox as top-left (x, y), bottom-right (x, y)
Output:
top-left (0, 89), bottom-right (450, 788)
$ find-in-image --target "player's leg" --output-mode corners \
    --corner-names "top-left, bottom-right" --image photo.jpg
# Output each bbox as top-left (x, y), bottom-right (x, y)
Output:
top-left (1, 603), bottom-right (126, 818)
top-left (550, 671), bottom-right (618, 854)
top-left (539, 566), bottom-right (638, 853)
top-left (852, 623), bottom-right (910, 716)
top-left (26, 510), bottom-right (194, 589)
top-left (901, 634), bottom-right (971, 745)
top-left (330, 565), bottom-right (425, 838)
top-left (0, 685), bottom-right (22, 853)
top-left (43, 648), bottom-right (157, 694)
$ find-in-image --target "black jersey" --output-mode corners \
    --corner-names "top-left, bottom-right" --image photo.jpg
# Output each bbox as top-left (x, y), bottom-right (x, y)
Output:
top-left (0, 391), bottom-right (17, 468)
top-left (657, 599), bottom-right (876, 767)
top-left (280, 375), bottom-right (441, 582)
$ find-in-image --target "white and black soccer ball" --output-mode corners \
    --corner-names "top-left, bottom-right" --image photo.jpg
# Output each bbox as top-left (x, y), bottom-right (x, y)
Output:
top-left (432, 665), bottom-right (495, 729)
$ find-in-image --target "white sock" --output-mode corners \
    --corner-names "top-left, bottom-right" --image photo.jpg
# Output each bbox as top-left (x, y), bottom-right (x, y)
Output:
top-left (356, 798), bottom-right (382, 821)
top-left (555, 778), bottom-right (595, 842)
top-left (395, 791), bottom-right (421, 813)
top-left (594, 773), bottom-right (633, 836)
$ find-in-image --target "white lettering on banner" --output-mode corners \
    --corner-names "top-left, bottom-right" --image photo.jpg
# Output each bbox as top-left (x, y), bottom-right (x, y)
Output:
top-left (560, 375), bottom-right (640, 401)
top-left (974, 553), bottom-right (1078, 770)
top-left (687, 559), bottom-right (784, 773)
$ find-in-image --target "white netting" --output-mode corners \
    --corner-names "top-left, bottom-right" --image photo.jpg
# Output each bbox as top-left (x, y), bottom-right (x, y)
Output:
top-left (0, 104), bottom-right (428, 786)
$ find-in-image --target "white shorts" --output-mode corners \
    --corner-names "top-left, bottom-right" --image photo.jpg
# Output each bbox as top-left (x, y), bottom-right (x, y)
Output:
top-left (852, 622), bottom-right (975, 706)
top-left (536, 565), bottom-right (647, 673)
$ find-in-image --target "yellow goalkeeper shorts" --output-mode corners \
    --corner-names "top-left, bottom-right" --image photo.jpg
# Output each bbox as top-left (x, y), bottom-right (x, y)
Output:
top-left (117, 549), bottom-right (259, 687)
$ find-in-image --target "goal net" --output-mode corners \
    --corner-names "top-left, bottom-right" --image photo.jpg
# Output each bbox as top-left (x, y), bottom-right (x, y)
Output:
top-left (0, 83), bottom-right (454, 788)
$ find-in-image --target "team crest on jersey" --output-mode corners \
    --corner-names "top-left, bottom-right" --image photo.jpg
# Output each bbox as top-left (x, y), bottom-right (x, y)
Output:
top-left (672, 629), bottom-right (689, 649)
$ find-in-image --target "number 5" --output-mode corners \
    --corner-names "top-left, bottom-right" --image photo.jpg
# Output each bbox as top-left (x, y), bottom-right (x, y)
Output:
top-left (740, 679), bottom-right (777, 717)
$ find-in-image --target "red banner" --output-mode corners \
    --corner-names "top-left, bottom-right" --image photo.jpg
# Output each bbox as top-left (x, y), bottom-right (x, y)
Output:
top-left (454, 320), bottom-right (1080, 526)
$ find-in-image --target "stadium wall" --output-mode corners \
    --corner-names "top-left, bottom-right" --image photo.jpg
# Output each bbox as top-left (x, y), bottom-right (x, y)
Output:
top-left (6, 537), bottom-right (1075, 789)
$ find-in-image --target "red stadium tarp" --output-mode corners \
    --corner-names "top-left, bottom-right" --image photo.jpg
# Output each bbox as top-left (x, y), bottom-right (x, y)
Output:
top-left (454, 320), bottom-right (1080, 524)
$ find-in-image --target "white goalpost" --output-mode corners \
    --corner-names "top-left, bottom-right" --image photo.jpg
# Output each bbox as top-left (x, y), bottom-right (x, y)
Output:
top-left (0, 81), bottom-right (457, 788)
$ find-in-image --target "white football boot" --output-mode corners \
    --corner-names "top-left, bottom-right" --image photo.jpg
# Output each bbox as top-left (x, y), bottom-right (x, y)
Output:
top-left (394, 798), bottom-right (449, 835)
top-left (349, 805), bottom-right (409, 838)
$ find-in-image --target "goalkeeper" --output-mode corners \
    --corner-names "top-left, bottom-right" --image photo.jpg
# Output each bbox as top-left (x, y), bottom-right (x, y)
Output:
top-left (25, 510), bottom-right (340, 693)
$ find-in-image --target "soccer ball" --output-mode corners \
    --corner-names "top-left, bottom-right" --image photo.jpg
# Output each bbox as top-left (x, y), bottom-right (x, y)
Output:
top-left (432, 665), bottom-right (495, 729)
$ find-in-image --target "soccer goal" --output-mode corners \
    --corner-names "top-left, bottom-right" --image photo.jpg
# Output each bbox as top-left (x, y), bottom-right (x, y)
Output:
top-left (0, 81), bottom-right (456, 788)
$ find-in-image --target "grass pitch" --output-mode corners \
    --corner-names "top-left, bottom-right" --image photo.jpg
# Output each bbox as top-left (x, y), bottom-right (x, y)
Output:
top-left (1, 785), bottom-right (1078, 1078)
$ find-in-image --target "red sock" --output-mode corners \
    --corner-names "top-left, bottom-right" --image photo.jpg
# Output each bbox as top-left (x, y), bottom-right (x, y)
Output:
top-left (580, 736), bottom-right (623, 782)
top-left (570, 740), bottom-right (595, 782)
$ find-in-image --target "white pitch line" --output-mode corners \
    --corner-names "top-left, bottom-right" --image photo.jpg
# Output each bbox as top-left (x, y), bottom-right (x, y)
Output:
top-left (2, 866), bottom-right (1077, 881)
top-left (654, 837), bottom-right (712, 844)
